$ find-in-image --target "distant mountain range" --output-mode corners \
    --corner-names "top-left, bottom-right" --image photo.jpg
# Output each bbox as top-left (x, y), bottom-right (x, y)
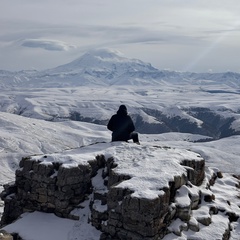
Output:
top-left (1, 48), bottom-right (240, 89)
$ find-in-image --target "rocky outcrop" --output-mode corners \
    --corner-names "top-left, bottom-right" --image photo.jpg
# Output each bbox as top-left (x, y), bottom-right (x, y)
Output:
top-left (0, 154), bottom-right (105, 224)
top-left (92, 152), bottom-right (205, 240)
top-left (1, 142), bottom-right (223, 239)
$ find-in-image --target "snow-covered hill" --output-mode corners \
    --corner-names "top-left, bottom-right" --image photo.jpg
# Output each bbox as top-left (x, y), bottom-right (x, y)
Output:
top-left (0, 86), bottom-right (239, 140)
top-left (0, 112), bottom-right (109, 185)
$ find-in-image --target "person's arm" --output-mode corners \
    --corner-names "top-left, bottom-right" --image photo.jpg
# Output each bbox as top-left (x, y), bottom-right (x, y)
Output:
top-left (127, 116), bottom-right (135, 132)
top-left (107, 116), bottom-right (114, 131)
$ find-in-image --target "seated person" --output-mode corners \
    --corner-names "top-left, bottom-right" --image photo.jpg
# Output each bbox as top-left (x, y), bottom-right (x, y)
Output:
top-left (107, 105), bottom-right (140, 144)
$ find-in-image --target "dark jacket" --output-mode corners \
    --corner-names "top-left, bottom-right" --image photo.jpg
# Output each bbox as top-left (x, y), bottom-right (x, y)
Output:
top-left (107, 107), bottom-right (135, 142)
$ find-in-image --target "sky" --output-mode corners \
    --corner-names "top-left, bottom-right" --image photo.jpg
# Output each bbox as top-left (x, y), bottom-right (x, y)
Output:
top-left (1, 0), bottom-right (240, 72)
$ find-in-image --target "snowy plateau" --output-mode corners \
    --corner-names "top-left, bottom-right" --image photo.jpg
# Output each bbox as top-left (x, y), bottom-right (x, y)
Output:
top-left (0, 48), bottom-right (240, 239)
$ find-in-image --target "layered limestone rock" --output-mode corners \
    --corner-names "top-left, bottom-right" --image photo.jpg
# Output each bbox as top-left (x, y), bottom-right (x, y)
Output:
top-left (0, 142), bottom-right (206, 239)
top-left (93, 145), bottom-right (205, 240)
top-left (0, 154), bottom-right (105, 224)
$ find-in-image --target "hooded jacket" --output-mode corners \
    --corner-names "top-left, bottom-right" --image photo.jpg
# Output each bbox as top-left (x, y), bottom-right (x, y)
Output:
top-left (107, 105), bottom-right (135, 141)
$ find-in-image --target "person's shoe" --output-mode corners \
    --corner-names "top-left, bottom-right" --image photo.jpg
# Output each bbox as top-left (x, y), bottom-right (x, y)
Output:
top-left (135, 142), bottom-right (140, 145)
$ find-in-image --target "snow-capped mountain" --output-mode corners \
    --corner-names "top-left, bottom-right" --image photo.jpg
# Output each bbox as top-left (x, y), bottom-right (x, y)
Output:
top-left (1, 48), bottom-right (240, 88)
top-left (42, 48), bottom-right (163, 86)
top-left (0, 49), bottom-right (161, 88)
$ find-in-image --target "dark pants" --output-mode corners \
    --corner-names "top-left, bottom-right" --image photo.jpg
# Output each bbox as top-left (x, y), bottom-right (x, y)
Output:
top-left (129, 132), bottom-right (139, 143)
top-left (112, 132), bottom-right (139, 143)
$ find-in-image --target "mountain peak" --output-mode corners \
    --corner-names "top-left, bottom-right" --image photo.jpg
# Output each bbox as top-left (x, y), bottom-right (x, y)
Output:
top-left (52, 48), bottom-right (158, 74)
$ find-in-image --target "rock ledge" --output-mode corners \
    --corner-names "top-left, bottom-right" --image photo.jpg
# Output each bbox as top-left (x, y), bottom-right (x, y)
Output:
top-left (1, 142), bottom-right (206, 239)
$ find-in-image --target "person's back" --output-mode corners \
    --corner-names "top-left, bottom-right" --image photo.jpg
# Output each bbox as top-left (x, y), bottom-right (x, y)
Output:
top-left (107, 105), bottom-right (139, 143)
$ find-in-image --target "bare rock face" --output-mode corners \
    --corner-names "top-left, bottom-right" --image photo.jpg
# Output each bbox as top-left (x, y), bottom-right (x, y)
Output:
top-left (0, 154), bottom-right (105, 224)
top-left (0, 143), bottom-right (206, 239)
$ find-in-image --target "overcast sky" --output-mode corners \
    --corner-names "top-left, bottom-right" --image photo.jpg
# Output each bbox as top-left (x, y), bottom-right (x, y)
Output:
top-left (1, 0), bottom-right (240, 72)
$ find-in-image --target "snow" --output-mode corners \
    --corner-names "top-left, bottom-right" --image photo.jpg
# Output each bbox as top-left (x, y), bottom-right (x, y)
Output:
top-left (182, 214), bottom-right (229, 240)
top-left (3, 211), bottom-right (101, 240)
top-left (144, 134), bottom-right (240, 174)
top-left (175, 185), bottom-right (191, 207)
top-left (1, 49), bottom-right (240, 239)
top-left (110, 144), bottom-right (200, 199)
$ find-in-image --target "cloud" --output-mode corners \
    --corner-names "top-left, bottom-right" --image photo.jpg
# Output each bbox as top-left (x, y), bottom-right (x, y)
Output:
top-left (21, 39), bottom-right (75, 51)
top-left (1, 0), bottom-right (240, 72)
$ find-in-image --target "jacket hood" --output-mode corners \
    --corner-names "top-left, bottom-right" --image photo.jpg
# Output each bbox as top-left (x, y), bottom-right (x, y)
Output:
top-left (117, 105), bottom-right (127, 115)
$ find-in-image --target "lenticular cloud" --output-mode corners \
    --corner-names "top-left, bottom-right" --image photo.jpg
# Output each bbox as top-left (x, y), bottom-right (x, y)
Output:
top-left (21, 39), bottom-right (75, 51)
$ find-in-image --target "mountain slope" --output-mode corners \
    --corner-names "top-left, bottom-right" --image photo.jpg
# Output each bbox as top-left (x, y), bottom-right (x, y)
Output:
top-left (0, 111), bottom-right (109, 184)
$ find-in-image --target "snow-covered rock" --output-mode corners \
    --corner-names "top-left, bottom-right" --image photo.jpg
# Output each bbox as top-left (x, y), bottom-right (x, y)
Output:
top-left (1, 142), bottom-right (205, 239)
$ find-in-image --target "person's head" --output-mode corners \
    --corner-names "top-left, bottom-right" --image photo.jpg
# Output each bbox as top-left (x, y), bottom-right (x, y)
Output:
top-left (117, 104), bottom-right (127, 115)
